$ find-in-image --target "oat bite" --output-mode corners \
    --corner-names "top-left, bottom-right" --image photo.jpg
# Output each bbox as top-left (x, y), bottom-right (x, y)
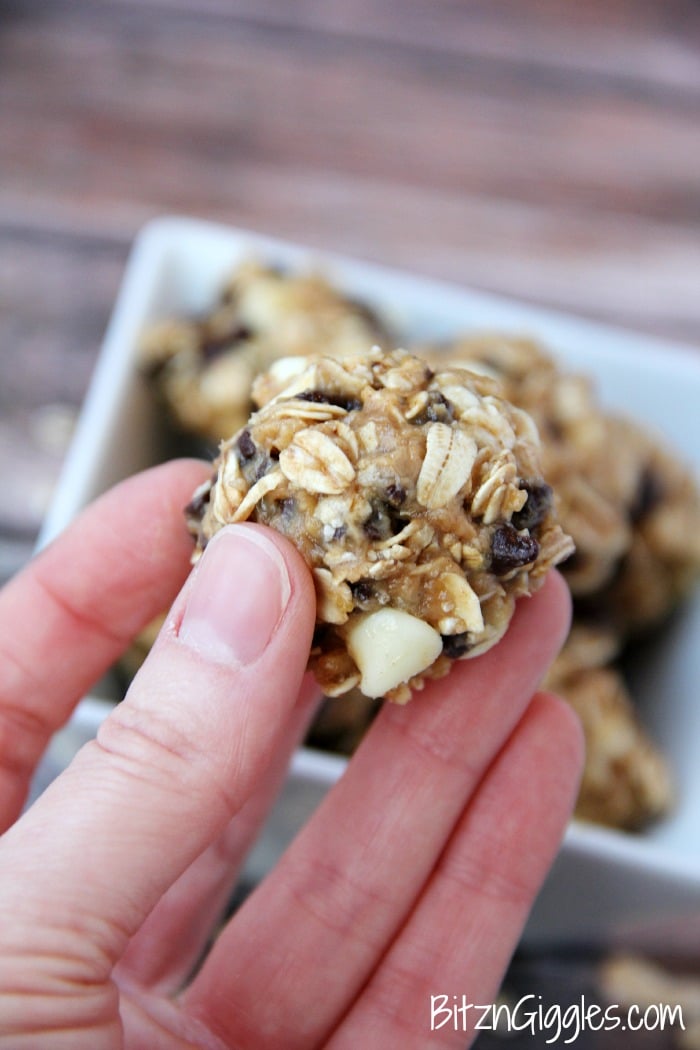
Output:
top-left (187, 347), bottom-right (574, 702)
top-left (543, 623), bottom-right (673, 829)
top-left (420, 334), bottom-right (700, 636)
top-left (140, 260), bottom-right (389, 444)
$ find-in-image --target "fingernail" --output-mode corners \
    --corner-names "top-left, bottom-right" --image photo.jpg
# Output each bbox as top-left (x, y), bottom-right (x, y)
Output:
top-left (178, 526), bottom-right (292, 666)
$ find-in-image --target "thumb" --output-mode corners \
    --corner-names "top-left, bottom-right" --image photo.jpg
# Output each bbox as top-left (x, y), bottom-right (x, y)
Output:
top-left (0, 523), bottom-right (316, 982)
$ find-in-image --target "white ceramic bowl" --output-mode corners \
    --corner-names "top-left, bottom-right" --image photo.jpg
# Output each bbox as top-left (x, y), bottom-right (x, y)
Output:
top-left (36, 217), bottom-right (700, 948)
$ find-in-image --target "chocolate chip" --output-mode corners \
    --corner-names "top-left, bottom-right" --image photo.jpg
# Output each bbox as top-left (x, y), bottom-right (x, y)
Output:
top-left (297, 390), bottom-right (363, 412)
top-left (441, 633), bottom-right (470, 659)
top-left (511, 481), bottom-right (553, 531)
top-left (411, 391), bottom-right (455, 426)
top-left (236, 429), bottom-right (256, 460)
top-left (183, 483), bottom-right (211, 521)
top-left (560, 548), bottom-right (582, 572)
top-left (363, 497), bottom-right (404, 541)
top-left (277, 497), bottom-right (296, 519)
top-left (141, 355), bottom-right (170, 381)
top-left (630, 468), bottom-right (665, 523)
top-left (350, 580), bottom-right (374, 604)
top-left (491, 524), bottom-right (539, 575)
top-left (254, 457), bottom-right (272, 481)
top-left (385, 482), bottom-right (406, 507)
top-left (200, 323), bottom-right (253, 361)
top-left (330, 393), bottom-right (363, 413)
top-left (363, 504), bottom-right (391, 540)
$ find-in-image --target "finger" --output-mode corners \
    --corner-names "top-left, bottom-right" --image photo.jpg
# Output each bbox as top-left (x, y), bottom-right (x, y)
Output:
top-left (329, 693), bottom-right (584, 1048)
top-left (183, 572), bottom-right (571, 1048)
top-left (116, 673), bottom-right (321, 995)
top-left (0, 458), bottom-right (210, 828)
top-left (0, 524), bottom-right (316, 1007)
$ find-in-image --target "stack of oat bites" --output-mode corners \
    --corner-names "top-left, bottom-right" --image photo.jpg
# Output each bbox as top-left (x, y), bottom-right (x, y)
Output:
top-left (139, 260), bottom-right (700, 832)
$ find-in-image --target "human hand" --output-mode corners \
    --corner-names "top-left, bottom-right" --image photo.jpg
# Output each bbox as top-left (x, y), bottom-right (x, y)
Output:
top-left (0, 459), bottom-right (583, 1049)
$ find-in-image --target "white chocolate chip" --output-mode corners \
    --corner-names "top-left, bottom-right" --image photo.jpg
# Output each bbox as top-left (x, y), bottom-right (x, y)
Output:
top-left (346, 608), bottom-right (443, 698)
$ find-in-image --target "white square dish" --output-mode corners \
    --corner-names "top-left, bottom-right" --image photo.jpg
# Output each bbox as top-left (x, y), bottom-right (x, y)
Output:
top-left (37, 217), bottom-right (700, 948)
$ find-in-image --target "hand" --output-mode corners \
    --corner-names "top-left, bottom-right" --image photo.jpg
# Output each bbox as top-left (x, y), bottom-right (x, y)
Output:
top-left (0, 459), bottom-right (582, 1049)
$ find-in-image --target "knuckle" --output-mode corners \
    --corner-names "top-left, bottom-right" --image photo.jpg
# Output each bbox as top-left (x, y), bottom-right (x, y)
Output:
top-left (92, 703), bottom-right (235, 816)
top-left (438, 836), bottom-right (535, 907)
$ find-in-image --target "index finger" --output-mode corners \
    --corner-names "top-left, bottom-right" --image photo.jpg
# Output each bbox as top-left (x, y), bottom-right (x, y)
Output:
top-left (0, 458), bottom-right (210, 827)
top-left (183, 572), bottom-right (573, 1047)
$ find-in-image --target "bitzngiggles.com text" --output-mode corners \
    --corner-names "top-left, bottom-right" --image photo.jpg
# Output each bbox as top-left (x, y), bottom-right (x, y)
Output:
top-left (430, 993), bottom-right (684, 1044)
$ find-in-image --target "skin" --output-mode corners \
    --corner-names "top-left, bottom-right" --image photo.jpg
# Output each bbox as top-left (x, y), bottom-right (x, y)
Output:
top-left (0, 459), bottom-right (583, 1049)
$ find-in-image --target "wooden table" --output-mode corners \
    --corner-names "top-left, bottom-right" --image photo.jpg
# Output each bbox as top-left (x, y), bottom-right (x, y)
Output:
top-left (1, 1), bottom-right (699, 1042)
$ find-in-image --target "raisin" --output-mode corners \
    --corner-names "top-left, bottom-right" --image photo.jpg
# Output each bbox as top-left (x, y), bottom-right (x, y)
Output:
top-left (511, 481), bottom-right (552, 531)
top-left (441, 633), bottom-right (470, 659)
top-left (491, 524), bottom-right (539, 575)
top-left (236, 429), bottom-right (256, 460)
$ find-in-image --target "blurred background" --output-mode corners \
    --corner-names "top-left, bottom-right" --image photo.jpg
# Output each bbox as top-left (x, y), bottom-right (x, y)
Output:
top-left (1, 0), bottom-right (699, 584)
top-left (1, 2), bottom-right (700, 1044)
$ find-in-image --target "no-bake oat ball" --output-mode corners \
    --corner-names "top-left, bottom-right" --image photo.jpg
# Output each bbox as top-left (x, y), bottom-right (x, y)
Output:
top-left (187, 347), bottom-right (574, 702)
top-left (140, 261), bottom-right (389, 444)
top-left (419, 333), bottom-right (700, 637)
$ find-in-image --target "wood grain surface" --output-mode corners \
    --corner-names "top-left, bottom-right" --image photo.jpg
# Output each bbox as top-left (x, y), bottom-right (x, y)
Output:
top-left (1, 2), bottom-right (699, 1040)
